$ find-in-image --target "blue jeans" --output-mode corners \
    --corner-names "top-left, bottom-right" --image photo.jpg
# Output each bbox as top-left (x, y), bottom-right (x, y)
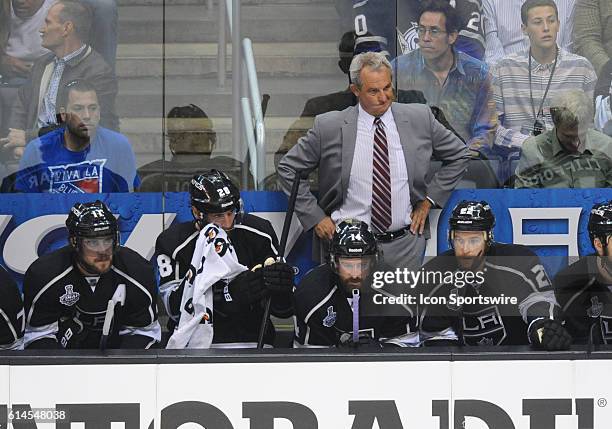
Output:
top-left (82, 0), bottom-right (118, 70)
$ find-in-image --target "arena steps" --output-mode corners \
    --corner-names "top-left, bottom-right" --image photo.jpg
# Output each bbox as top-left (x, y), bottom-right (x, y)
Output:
top-left (116, 42), bottom-right (341, 78)
top-left (115, 0), bottom-right (346, 176)
top-left (118, 4), bottom-right (341, 43)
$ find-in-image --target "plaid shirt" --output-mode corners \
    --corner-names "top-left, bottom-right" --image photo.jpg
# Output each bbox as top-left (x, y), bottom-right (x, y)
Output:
top-left (492, 48), bottom-right (597, 149)
top-left (515, 128), bottom-right (612, 188)
top-left (573, 0), bottom-right (612, 75)
top-left (392, 48), bottom-right (496, 149)
top-left (38, 44), bottom-right (87, 127)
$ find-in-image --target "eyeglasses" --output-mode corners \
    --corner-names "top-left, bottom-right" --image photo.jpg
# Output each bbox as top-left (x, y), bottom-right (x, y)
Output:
top-left (417, 26), bottom-right (447, 38)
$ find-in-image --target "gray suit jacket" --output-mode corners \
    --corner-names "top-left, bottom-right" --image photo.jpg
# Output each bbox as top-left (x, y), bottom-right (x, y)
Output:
top-left (277, 102), bottom-right (469, 236)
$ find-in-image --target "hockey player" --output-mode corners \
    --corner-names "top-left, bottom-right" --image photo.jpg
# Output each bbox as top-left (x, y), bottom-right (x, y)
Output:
top-left (352, 0), bottom-right (485, 60)
top-left (554, 201), bottom-right (612, 345)
top-left (418, 200), bottom-right (571, 349)
top-left (294, 219), bottom-right (418, 348)
top-left (156, 170), bottom-right (294, 347)
top-left (23, 201), bottom-right (161, 349)
top-left (0, 266), bottom-right (24, 350)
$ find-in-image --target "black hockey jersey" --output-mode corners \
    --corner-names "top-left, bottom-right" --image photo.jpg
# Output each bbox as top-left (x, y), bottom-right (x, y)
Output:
top-left (293, 264), bottom-right (418, 347)
top-left (0, 265), bottom-right (24, 350)
top-left (353, 0), bottom-right (485, 60)
top-left (23, 246), bottom-right (160, 349)
top-left (554, 255), bottom-right (612, 345)
top-left (155, 214), bottom-right (292, 347)
top-left (419, 243), bottom-right (558, 346)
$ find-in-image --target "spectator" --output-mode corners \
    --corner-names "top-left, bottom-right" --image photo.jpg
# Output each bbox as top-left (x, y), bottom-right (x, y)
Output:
top-left (392, 0), bottom-right (496, 153)
top-left (515, 90), bottom-right (612, 188)
top-left (0, 0), bottom-right (54, 137)
top-left (483, 0), bottom-right (576, 64)
top-left (14, 80), bottom-right (138, 193)
top-left (275, 31), bottom-right (359, 169)
top-left (491, 0), bottom-right (596, 153)
top-left (1, 0), bottom-right (54, 84)
top-left (396, 0), bottom-right (486, 60)
top-left (138, 104), bottom-right (253, 192)
top-left (573, 0), bottom-right (612, 101)
top-left (277, 51), bottom-right (469, 268)
top-left (0, 0), bottom-right (118, 160)
top-left (82, 0), bottom-right (117, 70)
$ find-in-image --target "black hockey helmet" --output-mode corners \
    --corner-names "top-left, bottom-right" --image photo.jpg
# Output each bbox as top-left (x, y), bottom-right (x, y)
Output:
top-left (330, 219), bottom-right (379, 271)
top-left (588, 201), bottom-right (612, 245)
top-left (66, 200), bottom-right (119, 243)
top-left (66, 201), bottom-right (119, 274)
top-left (449, 200), bottom-right (495, 246)
top-left (190, 169), bottom-right (242, 216)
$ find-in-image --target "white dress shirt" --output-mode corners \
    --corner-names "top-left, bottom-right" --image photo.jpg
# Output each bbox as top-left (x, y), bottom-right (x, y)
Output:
top-left (331, 104), bottom-right (412, 232)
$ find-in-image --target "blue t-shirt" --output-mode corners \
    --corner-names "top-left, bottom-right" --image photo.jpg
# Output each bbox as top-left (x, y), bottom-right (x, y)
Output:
top-left (15, 127), bottom-right (140, 193)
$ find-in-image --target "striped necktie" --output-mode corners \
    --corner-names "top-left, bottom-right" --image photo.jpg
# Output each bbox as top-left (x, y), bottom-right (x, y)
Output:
top-left (371, 117), bottom-right (392, 232)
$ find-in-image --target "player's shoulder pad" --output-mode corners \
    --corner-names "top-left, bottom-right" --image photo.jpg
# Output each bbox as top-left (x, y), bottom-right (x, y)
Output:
top-left (234, 214), bottom-right (279, 249)
top-left (0, 264), bottom-right (20, 302)
top-left (112, 247), bottom-right (155, 289)
top-left (238, 213), bottom-right (276, 236)
top-left (486, 242), bottom-right (544, 274)
top-left (155, 221), bottom-right (197, 252)
top-left (489, 242), bottom-right (537, 258)
top-left (294, 264), bottom-right (336, 321)
top-left (553, 255), bottom-right (593, 292)
top-left (25, 246), bottom-right (74, 284)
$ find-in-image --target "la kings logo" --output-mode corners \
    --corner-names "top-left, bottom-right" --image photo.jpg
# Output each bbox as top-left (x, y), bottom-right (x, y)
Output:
top-left (59, 285), bottom-right (80, 306)
top-left (463, 305), bottom-right (506, 345)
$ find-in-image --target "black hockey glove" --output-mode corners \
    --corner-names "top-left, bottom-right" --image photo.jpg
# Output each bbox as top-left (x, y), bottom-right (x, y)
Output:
top-left (57, 316), bottom-right (86, 349)
top-left (262, 262), bottom-right (294, 295)
top-left (227, 269), bottom-right (268, 306)
top-left (529, 319), bottom-right (572, 351)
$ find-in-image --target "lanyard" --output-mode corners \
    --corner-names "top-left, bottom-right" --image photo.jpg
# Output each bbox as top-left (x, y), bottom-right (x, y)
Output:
top-left (529, 47), bottom-right (558, 121)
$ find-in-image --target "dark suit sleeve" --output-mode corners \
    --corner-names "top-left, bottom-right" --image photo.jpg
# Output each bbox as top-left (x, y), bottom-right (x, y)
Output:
top-left (427, 107), bottom-right (469, 207)
top-left (277, 115), bottom-right (327, 232)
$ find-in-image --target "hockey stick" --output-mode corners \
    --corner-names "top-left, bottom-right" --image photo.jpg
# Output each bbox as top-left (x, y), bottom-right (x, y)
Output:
top-left (256, 168), bottom-right (303, 348)
top-left (99, 283), bottom-right (126, 351)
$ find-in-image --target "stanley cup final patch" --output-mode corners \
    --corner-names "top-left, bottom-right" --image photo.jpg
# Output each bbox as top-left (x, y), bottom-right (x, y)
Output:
top-left (59, 285), bottom-right (80, 306)
top-left (587, 296), bottom-right (604, 318)
top-left (322, 306), bottom-right (337, 328)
